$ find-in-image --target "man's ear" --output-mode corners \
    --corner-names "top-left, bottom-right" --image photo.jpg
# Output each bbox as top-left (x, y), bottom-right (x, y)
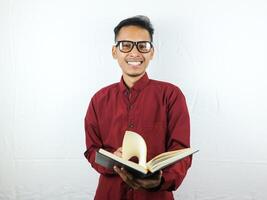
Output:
top-left (149, 47), bottom-right (155, 60)
top-left (112, 46), bottom-right (117, 59)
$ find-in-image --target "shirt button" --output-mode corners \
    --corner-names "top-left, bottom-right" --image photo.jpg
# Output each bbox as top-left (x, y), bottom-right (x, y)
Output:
top-left (129, 123), bottom-right (134, 128)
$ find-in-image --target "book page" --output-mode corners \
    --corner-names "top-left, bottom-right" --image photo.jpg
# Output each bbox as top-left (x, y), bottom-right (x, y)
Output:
top-left (147, 149), bottom-right (190, 166)
top-left (146, 148), bottom-right (197, 172)
top-left (99, 148), bottom-right (148, 174)
top-left (122, 131), bottom-right (147, 168)
top-left (147, 152), bottom-right (179, 166)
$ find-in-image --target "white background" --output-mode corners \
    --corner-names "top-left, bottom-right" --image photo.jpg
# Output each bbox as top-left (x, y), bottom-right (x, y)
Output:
top-left (1, 0), bottom-right (267, 199)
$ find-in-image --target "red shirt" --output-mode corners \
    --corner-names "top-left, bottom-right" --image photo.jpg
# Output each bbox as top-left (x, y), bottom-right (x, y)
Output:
top-left (84, 73), bottom-right (192, 200)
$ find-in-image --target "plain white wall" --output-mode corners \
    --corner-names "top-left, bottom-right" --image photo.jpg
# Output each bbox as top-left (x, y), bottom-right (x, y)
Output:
top-left (1, 0), bottom-right (267, 199)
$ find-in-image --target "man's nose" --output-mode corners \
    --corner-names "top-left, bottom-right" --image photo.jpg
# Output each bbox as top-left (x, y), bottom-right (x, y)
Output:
top-left (129, 44), bottom-right (141, 55)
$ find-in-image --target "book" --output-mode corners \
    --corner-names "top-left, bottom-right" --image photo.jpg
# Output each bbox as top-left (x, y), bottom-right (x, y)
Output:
top-left (95, 131), bottom-right (198, 178)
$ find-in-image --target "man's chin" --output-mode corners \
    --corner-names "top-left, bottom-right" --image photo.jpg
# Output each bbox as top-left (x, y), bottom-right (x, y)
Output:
top-left (125, 72), bottom-right (145, 78)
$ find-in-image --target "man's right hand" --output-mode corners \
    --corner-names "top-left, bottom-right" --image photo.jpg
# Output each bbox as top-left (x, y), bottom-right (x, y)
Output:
top-left (114, 147), bottom-right (122, 157)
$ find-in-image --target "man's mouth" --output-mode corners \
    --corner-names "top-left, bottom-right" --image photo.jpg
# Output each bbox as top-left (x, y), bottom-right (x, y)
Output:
top-left (127, 61), bottom-right (143, 66)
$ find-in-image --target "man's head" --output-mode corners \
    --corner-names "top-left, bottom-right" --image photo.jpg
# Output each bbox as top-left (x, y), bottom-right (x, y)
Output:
top-left (112, 16), bottom-right (154, 80)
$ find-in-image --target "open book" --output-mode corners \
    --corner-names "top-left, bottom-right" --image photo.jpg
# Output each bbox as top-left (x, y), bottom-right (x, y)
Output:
top-left (95, 131), bottom-right (198, 178)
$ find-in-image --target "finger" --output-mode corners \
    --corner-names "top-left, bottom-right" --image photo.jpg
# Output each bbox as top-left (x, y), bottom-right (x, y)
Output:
top-left (135, 171), bottom-right (162, 189)
top-left (113, 166), bottom-right (133, 183)
top-left (154, 170), bottom-right (162, 180)
top-left (136, 170), bottom-right (162, 183)
top-left (114, 166), bottom-right (127, 180)
top-left (114, 166), bottom-right (141, 189)
top-left (121, 168), bottom-right (134, 180)
top-left (135, 179), bottom-right (158, 189)
top-left (113, 148), bottom-right (122, 157)
top-left (120, 168), bottom-right (141, 188)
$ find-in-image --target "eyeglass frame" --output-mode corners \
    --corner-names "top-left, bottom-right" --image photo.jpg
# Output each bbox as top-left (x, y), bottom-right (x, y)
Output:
top-left (115, 40), bottom-right (154, 53)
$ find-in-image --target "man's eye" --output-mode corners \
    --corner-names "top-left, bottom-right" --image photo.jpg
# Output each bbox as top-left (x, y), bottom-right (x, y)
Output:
top-left (138, 44), bottom-right (146, 49)
top-left (139, 43), bottom-right (150, 51)
top-left (122, 43), bottom-right (132, 48)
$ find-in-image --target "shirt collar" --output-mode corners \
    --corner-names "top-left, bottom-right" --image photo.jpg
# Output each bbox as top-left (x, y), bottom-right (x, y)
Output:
top-left (119, 72), bottom-right (150, 92)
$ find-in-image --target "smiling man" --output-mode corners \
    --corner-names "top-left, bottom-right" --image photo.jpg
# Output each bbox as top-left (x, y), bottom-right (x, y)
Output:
top-left (84, 16), bottom-right (192, 200)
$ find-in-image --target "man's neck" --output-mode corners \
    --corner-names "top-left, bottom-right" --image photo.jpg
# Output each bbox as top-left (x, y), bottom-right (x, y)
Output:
top-left (123, 73), bottom-right (145, 89)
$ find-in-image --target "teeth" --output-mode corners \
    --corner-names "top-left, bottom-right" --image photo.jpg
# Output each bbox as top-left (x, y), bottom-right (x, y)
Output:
top-left (127, 61), bottom-right (142, 66)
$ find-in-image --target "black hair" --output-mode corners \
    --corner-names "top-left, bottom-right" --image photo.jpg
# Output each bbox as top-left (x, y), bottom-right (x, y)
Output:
top-left (113, 15), bottom-right (154, 42)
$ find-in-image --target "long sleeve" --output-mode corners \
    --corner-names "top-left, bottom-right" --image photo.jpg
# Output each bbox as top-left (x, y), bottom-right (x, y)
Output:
top-left (84, 97), bottom-right (115, 176)
top-left (159, 86), bottom-right (192, 191)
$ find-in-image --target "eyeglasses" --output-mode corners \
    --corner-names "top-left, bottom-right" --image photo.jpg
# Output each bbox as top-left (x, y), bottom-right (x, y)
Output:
top-left (115, 40), bottom-right (153, 53)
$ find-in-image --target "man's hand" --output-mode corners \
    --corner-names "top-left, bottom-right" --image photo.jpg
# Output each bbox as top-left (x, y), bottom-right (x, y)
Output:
top-left (113, 147), bottom-right (122, 157)
top-left (135, 170), bottom-right (162, 189)
top-left (113, 166), bottom-right (162, 190)
top-left (113, 147), bottom-right (162, 190)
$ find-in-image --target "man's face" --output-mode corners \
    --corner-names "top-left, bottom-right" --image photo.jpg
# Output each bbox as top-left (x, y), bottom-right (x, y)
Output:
top-left (112, 25), bottom-right (154, 78)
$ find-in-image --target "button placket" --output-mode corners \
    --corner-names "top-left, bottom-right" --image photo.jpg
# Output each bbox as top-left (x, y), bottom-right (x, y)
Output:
top-left (126, 90), bottom-right (138, 130)
top-left (128, 102), bottom-right (134, 129)
top-left (128, 103), bottom-right (134, 128)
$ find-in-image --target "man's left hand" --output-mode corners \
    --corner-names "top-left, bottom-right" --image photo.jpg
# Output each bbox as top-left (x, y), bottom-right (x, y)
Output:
top-left (114, 166), bottom-right (162, 190)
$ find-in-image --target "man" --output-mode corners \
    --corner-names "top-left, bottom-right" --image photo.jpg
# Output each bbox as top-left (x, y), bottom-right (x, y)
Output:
top-left (84, 15), bottom-right (192, 200)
